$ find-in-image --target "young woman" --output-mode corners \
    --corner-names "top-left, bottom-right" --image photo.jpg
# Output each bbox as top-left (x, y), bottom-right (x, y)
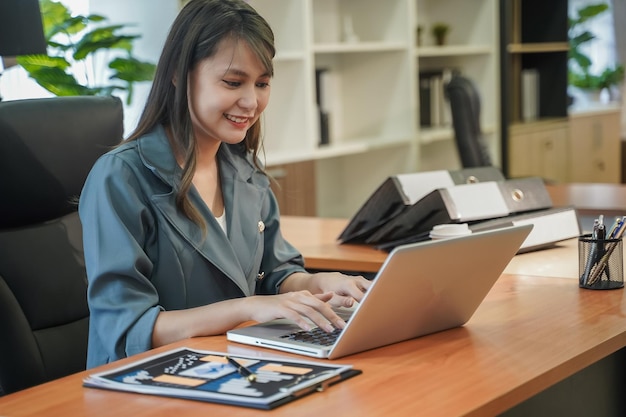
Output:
top-left (79, 0), bottom-right (370, 368)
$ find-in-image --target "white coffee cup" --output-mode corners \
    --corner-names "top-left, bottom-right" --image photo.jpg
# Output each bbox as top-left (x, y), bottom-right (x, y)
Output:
top-left (429, 223), bottom-right (472, 240)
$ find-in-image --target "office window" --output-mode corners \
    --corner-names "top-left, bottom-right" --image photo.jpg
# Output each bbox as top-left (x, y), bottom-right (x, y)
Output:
top-left (1, 0), bottom-right (178, 136)
top-left (0, 0), bottom-right (89, 101)
top-left (569, 0), bottom-right (618, 74)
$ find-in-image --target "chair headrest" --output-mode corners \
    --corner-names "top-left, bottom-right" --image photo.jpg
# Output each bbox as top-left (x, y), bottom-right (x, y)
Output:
top-left (0, 96), bottom-right (124, 228)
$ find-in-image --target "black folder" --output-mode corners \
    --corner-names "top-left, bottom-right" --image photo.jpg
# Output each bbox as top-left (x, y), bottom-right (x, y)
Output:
top-left (339, 169), bottom-right (553, 248)
top-left (338, 166), bottom-right (505, 244)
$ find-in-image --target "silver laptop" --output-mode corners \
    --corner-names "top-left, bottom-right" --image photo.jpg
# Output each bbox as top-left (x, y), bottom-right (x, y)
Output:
top-left (227, 224), bottom-right (532, 359)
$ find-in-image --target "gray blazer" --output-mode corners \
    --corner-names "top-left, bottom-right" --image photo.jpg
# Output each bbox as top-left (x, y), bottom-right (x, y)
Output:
top-left (79, 125), bottom-right (306, 368)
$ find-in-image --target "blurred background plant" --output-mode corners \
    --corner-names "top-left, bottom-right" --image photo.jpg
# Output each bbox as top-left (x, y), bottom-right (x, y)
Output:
top-left (16, 0), bottom-right (156, 104)
top-left (568, 2), bottom-right (624, 93)
top-left (431, 22), bottom-right (450, 46)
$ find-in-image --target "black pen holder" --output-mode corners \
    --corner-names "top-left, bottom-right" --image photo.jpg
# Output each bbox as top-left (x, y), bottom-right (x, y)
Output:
top-left (578, 234), bottom-right (624, 290)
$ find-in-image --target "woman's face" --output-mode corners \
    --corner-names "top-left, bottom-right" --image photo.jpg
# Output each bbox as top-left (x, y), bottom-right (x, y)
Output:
top-left (187, 38), bottom-right (271, 147)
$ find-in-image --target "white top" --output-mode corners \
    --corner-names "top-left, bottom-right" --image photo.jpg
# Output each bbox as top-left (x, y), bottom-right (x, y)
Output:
top-left (215, 211), bottom-right (227, 234)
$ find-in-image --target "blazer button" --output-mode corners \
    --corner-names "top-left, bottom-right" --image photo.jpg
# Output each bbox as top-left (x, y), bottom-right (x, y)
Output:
top-left (258, 220), bottom-right (265, 233)
top-left (256, 271), bottom-right (265, 281)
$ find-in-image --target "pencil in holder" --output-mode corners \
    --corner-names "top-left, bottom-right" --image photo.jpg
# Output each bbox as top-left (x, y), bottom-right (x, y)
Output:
top-left (578, 234), bottom-right (624, 290)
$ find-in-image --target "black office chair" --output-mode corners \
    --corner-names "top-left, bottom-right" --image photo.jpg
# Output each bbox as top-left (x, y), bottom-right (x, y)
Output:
top-left (0, 96), bottom-right (123, 395)
top-left (444, 74), bottom-right (493, 168)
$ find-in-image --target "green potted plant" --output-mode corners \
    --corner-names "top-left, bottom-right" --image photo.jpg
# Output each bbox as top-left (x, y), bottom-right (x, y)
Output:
top-left (568, 2), bottom-right (624, 99)
top-left (569, 65), bottom-right (625, 91)
top-left (16, 0), bottom-right (156, 104)
top-left (431, 22), bottom-right (450, 46)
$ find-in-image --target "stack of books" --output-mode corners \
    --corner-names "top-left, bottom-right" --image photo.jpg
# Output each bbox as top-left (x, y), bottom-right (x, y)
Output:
top-left (419, 68), bottom-right (454, 128)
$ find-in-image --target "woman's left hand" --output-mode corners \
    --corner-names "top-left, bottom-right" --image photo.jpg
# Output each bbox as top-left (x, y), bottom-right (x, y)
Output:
top-left (281, 271), bottom-right (371, 308)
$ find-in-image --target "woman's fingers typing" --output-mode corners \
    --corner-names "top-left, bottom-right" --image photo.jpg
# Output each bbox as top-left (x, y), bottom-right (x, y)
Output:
top-left (248, 291), bottom-right (345, 333)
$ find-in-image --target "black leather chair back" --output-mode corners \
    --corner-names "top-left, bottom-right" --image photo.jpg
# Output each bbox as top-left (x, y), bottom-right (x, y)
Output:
top-left (444, 75), bottom-right (493, 168)
top-left (0, 96), bottom-right (123, 395)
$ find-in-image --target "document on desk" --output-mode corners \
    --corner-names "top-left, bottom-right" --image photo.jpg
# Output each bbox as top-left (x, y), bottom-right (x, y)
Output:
top-left (83, 347), bottom-right (360, 410)
top-left (469, 206), bottom-right (581, 253)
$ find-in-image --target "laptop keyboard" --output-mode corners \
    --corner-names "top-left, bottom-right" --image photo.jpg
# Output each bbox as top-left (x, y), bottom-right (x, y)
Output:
top-left (279, 326), bottom-right (343, 346)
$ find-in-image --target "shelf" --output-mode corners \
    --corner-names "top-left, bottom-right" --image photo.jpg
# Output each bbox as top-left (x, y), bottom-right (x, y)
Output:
top-left (417, 44), bottom-right (493, 57)
top-left (264, 136), bottom-right (414, 166)
top-left (569, 102), bottom-right (621, 117)
top-left (419, 126), bottom-right (454, 144)
top-left (274, 51), bottom-right (307, 61)
top-left (420, 124), bottom-right (497, 145)
top-left (313, 42), bottom-right (408, 54)
top-left (500, 0), bottom-right (569, 177)
top-left (507, 42), bottom-right (569, 54)
top-left (509, 118), bottom-right (569, 133)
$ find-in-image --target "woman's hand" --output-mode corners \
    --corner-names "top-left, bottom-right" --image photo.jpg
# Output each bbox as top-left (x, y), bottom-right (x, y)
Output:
top-left (245, 291), bottom-right (343, 332)
top-left (277, 271), bottom-right (371, 322)
top-left (153, 289), bottom-right (345, 347)
top-left (307, 272), bottom-right (371, 308)
top-left (153, 272), bottom-right (371, 347)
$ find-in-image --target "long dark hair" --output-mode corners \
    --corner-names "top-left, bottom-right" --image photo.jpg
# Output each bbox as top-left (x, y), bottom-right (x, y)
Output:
top-left (127, 0), bottom-right (275, 229)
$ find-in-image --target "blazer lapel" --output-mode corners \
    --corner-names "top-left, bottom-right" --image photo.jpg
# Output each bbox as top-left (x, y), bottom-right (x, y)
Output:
top-left (221, 169), bottom-right (265, 283)
top-left (219, 145), bottom-right (268, 285)
top-left (137, 128), bottom-right (253, 295)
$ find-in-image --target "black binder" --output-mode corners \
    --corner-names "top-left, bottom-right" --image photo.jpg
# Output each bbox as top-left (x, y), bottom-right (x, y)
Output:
top-left (338, 166), bottom-right (505, 244)
top-left (339, 170), bottom-right (553, 248)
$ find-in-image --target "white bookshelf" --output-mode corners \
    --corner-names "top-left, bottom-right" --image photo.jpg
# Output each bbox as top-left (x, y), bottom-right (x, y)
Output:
top-left (249, 0), bottom-right (500, 217)
top-left (415, 0), bottom-right (500, 172)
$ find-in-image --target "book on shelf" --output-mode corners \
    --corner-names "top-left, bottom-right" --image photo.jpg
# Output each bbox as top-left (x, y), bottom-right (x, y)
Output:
top-left (521, 69), bottom-right (539, 121)
top-left (315, 68), bottom-right (337, 146)
top-left (83, 347), bottom-right (360, 410)
top-left (419, 68), bottom-right (453, 128)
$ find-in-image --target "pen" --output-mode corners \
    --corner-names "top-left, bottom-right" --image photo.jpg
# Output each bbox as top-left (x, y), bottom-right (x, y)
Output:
top-left (226, 356), bottom-right (257, 382)
top-left (279, 370), bottom-right (340, 394)
top-left (581, 219), bottom-right (601, 285)
top-left (607, 216), bottom-right (621, 239)
top-left (611, 216), bottom-right (626, 239)
top-left (586, 216), bottom-right (626, 286)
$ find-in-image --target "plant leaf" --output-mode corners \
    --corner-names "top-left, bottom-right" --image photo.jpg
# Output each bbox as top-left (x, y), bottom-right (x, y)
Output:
top-left (108, 57), bottom-right (156, 82)
top-left (16, 54), bottom-right (71, 71)
top-left (569, 49), bottom-right (592, 71)
top-left (22, 66), bottom-right (96, 96)
top-left (73, 26), bottom-right (139, 59)
top-left (570, 31), bottom-right (596, 48)
top-left (577, 4), bottom-right (609, 23)
top-left (39, 0), bottom-right (73, 39)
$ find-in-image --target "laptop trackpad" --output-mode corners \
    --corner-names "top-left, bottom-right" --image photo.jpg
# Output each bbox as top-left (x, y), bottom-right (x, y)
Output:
top-left (238, 320), bottom-right (300, 338)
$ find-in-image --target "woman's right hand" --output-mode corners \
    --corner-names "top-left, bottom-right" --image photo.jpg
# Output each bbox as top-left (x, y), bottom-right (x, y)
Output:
top-left (153, 290), bottom-right (344, 348)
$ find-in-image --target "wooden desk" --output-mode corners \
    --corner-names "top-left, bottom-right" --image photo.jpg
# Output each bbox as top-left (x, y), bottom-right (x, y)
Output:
top-left (1, 273), bottom-right (625, 417)
top-left (546, 183), bottom-right (626, 218)
top-left (280, 216), bottom-right (386, 273)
